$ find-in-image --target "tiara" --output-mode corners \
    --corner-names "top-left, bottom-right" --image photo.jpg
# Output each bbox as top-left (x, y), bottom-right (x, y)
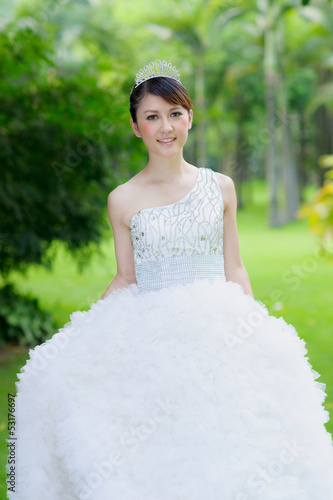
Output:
top-left (134, 59), bottom-right (181, 88)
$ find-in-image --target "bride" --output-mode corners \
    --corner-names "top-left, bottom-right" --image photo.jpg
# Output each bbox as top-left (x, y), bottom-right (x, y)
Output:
top-left (8, 59), bottom-right (333, 500)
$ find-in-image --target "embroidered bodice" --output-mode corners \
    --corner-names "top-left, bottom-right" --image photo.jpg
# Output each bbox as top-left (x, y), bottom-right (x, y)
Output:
top-left (129, 167), bottom-right (225, 293)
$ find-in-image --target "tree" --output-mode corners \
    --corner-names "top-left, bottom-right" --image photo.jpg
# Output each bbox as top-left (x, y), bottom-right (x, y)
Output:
top-left (149, 0), bottom-right (245, 167)
top-left (0, 25), bottom-right (137, 277)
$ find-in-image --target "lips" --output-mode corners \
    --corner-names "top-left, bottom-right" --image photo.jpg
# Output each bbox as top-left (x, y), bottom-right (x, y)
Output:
top-left (158, 138), bottom-right (176, 143)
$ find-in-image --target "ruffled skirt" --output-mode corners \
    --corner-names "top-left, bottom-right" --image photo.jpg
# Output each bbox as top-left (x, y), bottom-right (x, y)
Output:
top-left (8, 279), bottom-right (333, 499)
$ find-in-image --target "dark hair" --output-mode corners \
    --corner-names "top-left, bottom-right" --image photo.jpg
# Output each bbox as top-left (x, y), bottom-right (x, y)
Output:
top-left (129, 77), bottom-right (193, 123)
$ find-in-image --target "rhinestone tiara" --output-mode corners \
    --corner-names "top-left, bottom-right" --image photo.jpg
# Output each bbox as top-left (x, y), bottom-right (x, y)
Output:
top-left (134, 59), bottom-right (181, 88)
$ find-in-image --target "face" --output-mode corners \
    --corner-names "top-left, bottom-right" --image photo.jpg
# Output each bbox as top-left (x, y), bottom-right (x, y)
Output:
top-left (130, 93), bottom-right (193, 158)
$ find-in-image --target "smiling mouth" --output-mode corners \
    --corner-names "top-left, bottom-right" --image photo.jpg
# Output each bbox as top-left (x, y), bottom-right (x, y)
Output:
top-left (158, 138), bottom-right (176, 143)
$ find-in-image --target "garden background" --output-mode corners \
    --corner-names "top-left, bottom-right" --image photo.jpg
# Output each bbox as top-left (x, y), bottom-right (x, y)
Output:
top-left (1, 0), bottom-right (333, 497)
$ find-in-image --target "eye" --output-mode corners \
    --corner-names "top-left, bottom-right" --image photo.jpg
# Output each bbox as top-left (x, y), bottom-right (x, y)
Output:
top-left (146, 115), bottom-right (158, 120)
top-left (171, 111), bottom-right (182, 117)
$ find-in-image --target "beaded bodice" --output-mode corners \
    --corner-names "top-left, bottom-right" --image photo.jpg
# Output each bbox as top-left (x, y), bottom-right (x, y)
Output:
top-left (129, 167), bottom-right (225, 293)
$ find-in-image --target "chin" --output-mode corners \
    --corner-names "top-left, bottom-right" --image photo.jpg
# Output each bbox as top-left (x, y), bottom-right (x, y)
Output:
top-left (154, 143), bottom-right (185, 157)
top-left (157, 150), bottom-right (181, 158)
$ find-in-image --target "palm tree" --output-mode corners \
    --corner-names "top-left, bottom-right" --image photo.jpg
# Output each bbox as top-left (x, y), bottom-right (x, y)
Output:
top-left (149, 0), bottom-right (245, 167)
top-left (151, 0), bottom-right (305, 225)
top-left (251, 0), bottom-right (301, 225)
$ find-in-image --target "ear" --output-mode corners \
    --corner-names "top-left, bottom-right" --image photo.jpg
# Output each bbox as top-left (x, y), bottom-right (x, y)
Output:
top-left (130, 118), bottom-right (142, 138)
top-left (188, 109), bottom-right (193, 130)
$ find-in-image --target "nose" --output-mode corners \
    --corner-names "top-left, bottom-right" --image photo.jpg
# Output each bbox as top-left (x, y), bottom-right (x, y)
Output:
top-left (160, 116), bottom-right (173, 134)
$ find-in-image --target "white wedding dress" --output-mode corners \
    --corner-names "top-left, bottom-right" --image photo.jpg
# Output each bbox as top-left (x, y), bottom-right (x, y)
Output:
top-left (8, 167), bottom-right (333, 499)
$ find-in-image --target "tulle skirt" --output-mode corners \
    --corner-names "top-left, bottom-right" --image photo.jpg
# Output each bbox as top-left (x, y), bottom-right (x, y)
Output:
top-left (8, 278), bottom-right (333, 499)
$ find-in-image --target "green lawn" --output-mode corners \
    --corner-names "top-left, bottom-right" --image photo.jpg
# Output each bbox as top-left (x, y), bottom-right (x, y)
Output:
top-left (1, 181), bottom-right (333, 496)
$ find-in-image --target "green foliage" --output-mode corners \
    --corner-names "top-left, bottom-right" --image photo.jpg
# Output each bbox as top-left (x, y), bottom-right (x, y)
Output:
top-left (298, 155), bottom-right (333, 251)
top-left (302, 0), bottom-right (331, 5)
top-left (0, 283), bottom-right (54, 346)
top-left (0, 24), bottom-right (141, 277)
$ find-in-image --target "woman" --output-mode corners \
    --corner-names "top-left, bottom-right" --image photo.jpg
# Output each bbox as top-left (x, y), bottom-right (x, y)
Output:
top-left (103, 63), bottom-right (252, 300)
top-left (9, 60), bottom-right (333, 500)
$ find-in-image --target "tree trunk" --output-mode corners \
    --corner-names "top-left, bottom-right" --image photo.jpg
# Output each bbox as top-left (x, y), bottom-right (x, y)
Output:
top-left (315, 69), bottom-right (333, 185)
top-left (264, 26), bottom-right (280, 227)
top-left (195, 60), bottom-right (206, 167)
top-left (235, 119), bottom-right (247, 209)
top-left (278, 75), bottom-right (299, 223)
top-left (298, 108), bottom-right (307, 202)
top-left (315, 104), bottom-right (333, 185)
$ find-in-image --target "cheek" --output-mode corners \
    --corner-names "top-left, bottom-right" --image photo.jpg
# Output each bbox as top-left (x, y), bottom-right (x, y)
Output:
top-left (140, 122), bottom-right (154, 134)
top-left (180, 117), bottom-right (189, 128)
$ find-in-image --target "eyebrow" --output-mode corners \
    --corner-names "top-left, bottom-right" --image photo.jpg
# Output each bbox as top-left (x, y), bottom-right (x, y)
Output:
top-left (143, 107), bottom-right (182, 114)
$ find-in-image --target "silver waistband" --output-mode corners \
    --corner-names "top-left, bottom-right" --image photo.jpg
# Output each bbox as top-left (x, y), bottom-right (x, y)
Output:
top-left (135, 254), bottom-right (225, 294)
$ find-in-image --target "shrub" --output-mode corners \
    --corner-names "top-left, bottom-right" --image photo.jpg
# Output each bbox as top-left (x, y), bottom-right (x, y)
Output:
top-left (298, 155), bottom-right (333, 253)
top-left (0, 284), bottom-right (54, 346)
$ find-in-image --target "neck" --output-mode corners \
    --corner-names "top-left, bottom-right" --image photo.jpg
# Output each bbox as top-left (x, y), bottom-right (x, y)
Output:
top-left (145, 151), bottom-right (189, 181)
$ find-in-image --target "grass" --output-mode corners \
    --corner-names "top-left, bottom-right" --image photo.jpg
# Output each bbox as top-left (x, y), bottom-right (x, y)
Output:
top-left (1, 180), bottom-right (333, 496)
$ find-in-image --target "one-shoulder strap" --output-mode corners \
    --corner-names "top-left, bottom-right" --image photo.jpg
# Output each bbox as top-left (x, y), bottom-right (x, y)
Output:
top-left (203, 168), bottom-right (224, 205)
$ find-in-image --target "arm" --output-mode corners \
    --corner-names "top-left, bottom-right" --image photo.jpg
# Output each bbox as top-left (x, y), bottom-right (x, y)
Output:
top-left (220, 175), bottom-right (253, 297)
top-left (100, 187), bottom-right (137, 300)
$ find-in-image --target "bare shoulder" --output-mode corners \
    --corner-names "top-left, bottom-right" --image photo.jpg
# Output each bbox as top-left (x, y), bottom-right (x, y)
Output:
top-left (107, 173), bottom-right (144, 226)
top-left (107, 184), bottom-right (125, 218)
top-left (108, 182), bottom-right (129, 207)
top-left (212, 171), bottom-right (236, 210)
